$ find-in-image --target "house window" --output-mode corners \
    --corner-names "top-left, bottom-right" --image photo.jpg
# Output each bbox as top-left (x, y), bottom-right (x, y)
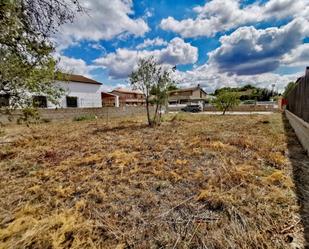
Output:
top-left (0, 94), bottom-right (10, 107)
top-left (33, 96), bottom-right (47, 108)
top-left (66, 96), bottom-right (78, 107)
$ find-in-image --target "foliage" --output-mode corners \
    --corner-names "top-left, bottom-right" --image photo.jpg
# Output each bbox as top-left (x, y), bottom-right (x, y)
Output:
top-left (211, 92), bottom-right (240, 114)
top-left (214, 84), bottom-right (255, 95)
top-left (130, 57), bottom-right (175, 126)
top-left (16, 107), bottom-right (40, 125)
top-left (283, 82), bottom-right (296, 98)
top-left (167, 84), bottom-right (179, 91)
top-left (0, 0), bottom-right (81, 117)
top-left (214, 84), bottom-right (278, 101)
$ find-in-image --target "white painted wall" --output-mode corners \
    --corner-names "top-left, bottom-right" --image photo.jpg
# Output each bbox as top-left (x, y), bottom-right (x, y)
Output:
top-left (47, 81), bottom-right (102, 108)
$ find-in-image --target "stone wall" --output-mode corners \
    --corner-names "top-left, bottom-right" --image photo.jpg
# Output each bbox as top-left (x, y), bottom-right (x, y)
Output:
top-left (0, 106), bottom-right (153, 124)
top-left (286, 110), bottom-right (309, 156)
top-left (168, 104), bottom-right (277, 112)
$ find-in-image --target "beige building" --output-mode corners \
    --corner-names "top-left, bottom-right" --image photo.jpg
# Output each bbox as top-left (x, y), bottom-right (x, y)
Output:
top-left (110, 88), bottom-right (145, 106)
top-left (168, 85), bottom-right (207, 107)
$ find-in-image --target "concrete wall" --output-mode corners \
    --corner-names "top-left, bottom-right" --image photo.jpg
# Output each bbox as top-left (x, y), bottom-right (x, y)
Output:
top-left (47, 81), bottom-right (102, 108)
top-left (286, 110), bottom-right (309, 156)
top-left (0, 106), bottom-right (153, 124)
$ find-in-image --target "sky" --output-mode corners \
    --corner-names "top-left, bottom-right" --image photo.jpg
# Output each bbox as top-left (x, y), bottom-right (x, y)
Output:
top-left (54, 0), bottom-right (309, 93)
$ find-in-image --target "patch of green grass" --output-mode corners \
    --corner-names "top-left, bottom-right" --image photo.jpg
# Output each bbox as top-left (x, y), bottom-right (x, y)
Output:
top-left (73, 114), bottom-right (97, 122)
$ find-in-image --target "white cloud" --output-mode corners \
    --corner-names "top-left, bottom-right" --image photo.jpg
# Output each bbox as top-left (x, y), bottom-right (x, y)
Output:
top-left (94, 37), bottom-right (198, 78)
top-left (136, 38), bottom-right (168, 49)
top-left (55, 0), bottom-right (150, 50)
top-left (282, 43), bottom-right (309, 66)
top-left (56, 55), bottom-right (97, 77)
top-left (175, 64), bottom-right (300, 93)
top-left (160, 0), bottom-right (308, 38)
top-left (208, 18), bottom-right (309, 75)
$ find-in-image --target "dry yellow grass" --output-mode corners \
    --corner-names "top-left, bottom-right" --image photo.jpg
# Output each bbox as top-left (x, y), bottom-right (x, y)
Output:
top-left (0, 113), bottom-right (305, 248)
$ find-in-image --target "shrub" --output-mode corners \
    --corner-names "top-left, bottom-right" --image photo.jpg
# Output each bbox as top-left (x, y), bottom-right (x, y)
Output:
top-left (73, 114), bottom-right (97, 122)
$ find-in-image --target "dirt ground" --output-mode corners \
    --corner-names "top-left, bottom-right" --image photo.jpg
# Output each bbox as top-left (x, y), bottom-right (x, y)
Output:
top-left (0, 113), bottom-right (308, 249)
top-left (282, 115), bottom-right (309, 249)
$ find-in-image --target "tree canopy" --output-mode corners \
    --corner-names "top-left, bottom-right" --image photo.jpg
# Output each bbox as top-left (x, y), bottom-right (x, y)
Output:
top-left (282, 82), bottom-right (295, 98)
top-left (211, 92), bottom-right (240, 115)
top-left (0, 0), bottom-right (81, 112)
top-left (214, 84), bottom-right (278, 101)
top-left (130, 57), bottom-right (175, 126)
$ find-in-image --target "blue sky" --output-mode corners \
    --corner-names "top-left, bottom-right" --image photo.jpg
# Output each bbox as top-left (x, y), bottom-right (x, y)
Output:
top-left (55, 0), bottom-right (309, 93)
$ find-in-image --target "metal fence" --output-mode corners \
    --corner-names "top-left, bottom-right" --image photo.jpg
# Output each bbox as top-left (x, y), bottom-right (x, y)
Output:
top-left (287, 73), bottom-right (309, 122)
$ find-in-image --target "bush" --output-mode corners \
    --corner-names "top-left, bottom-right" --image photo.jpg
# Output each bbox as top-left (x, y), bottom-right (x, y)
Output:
top-left (73, 114), bottom-right (97, 122)
top-left (17, 107), bottom-right (40, 125)
top-left (211, 92), bottom-right (240, 115)
top-left (242, 100), bottom-right (256, 105)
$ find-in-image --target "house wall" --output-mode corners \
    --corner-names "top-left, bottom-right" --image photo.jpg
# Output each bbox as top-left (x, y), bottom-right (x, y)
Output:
top-left (192, 89), bottom-right (206, 98)
top-left (47, 81), bottom-right (102, 108)
top-left (111, 91), bottom-right (145, 106)
top-left (168, 88), bottom-right (207, 102)
top-left (111, 91), bottom-right (144, 100)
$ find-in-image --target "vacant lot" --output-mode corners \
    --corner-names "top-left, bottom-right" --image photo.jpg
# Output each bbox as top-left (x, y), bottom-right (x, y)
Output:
top-left (0, 113), bottom-right (306, 248)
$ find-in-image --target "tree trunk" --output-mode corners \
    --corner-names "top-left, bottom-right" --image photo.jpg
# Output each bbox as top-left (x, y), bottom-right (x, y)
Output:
top-left (159, 104), bottom-right (162, 123)
top-left (222, 106), bottom-right (227, 115)
top-left (145, 98), bottom-right (152, 126)
top-left (153, 101), bottom-right (159, 125)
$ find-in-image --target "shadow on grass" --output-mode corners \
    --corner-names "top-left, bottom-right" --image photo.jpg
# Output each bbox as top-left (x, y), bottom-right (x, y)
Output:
top-left (282, 114), bottom-right (309, 248)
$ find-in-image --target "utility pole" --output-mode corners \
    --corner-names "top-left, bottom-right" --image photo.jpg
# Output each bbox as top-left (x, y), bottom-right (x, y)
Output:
top-left (271, 83), bottom-right (276, 97)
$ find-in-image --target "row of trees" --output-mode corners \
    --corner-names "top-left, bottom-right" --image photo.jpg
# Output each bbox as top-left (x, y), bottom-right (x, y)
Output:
top-left (214, 84), bottom-right (279, 101)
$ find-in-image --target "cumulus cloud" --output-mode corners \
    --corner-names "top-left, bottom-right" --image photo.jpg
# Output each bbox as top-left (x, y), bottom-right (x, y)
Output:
top-left (208, 18), bottom-right (309, 75)
top-left (282, 43), bottom-right (309, 66)
top-left (160, 0), bottom-right (308, 38)
top-left (57, 55), bottom-right (97, 77)
top-left (55, 0), bottom-right (149, 50)
top-left (94, 38), bottom-right (198, 78)
top-left (136, 38), bottom-right (168, 49)
top-left (175, 64), bottom-right (299, 93)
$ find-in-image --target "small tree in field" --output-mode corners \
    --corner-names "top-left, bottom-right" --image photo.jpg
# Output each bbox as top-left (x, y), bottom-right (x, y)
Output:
top-left (212, 92), bottom-right (240, 115)
top-left (129, 57), bottom-right (174, 126)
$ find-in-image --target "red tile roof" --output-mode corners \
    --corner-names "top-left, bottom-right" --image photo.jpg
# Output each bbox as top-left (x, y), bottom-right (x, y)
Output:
top-left (61, 74), bottom-right (102, 85)
top-left (111, 88), bottom-right (143, 95)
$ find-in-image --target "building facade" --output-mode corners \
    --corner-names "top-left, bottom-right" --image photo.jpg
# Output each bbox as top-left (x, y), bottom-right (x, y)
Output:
top-left (110, 88), bottom-right (145, 106)
top-left (101, 92), bottom-right (119, 107)
top-left (168, 85), bottom-right (207, 109)
top-left (0, 74), bottom-right (103, 109)
top-left (50, 74), bottom-right (102, 108)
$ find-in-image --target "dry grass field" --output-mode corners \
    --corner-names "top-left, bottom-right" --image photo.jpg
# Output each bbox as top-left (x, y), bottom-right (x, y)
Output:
top-left (0, 113), bottom-right (307, 248)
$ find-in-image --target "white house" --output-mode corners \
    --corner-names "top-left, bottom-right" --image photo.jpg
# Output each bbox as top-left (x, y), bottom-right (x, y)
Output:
top-left (35, 74), bottom-right (103, 108)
